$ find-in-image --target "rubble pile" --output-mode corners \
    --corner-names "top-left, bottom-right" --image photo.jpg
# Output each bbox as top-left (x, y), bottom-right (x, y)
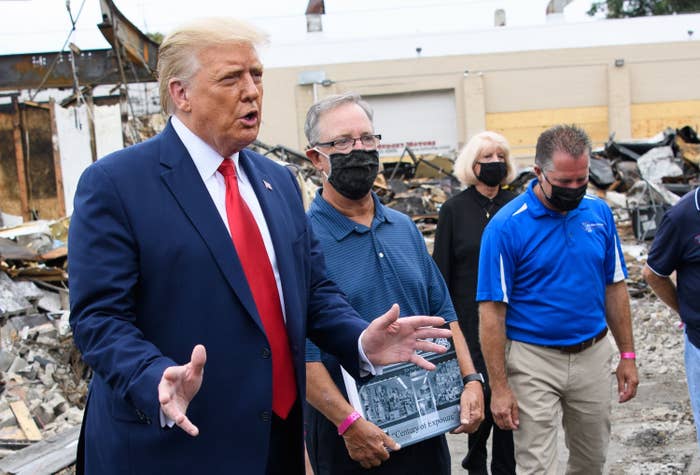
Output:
top-left (0, 218), bottom-right (85, 472)
top-left (125, 113), bottom-right (167, 146)
top-left (0, 272), bottom-right (86, 449)
top-left (590, 127), bottom-right (700, 243)
top-left (0, 219), bottom-right (69, 283)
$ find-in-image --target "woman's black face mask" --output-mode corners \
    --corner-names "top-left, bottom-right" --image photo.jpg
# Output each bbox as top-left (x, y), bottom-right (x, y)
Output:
top-left (477, 162), bottom-right (507, 187)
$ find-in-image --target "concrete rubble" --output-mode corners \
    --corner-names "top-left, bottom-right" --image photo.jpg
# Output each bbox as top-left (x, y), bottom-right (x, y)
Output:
top-left (0, 226), bottom-right (85, 474)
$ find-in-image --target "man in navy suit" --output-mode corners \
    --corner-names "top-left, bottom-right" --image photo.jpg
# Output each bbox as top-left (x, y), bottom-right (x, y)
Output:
top-left (68, 17), bottom-right (450, 475)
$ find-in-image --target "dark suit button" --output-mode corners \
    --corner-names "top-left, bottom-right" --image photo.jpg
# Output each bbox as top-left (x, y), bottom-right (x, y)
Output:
top-left (260, 411), bottom-right (271, 422)
top-left (136, 409), bottom-right (150, 424)
top-left (262, 347), bottom-right (271, 358)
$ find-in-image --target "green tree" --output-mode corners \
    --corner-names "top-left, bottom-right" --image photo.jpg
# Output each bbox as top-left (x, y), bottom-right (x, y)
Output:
top-left (588, 0), bottom-right (700, 17)
top-left (146, 32), bottom-right (164, 44)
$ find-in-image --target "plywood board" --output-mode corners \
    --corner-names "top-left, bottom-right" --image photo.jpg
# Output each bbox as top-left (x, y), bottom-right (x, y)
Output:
top-left (631, 100), bottom-right (700, 138)
top-left (9, 401), bottom-right (42, 442)
top-left (486, 106), bottom-right (609, 158)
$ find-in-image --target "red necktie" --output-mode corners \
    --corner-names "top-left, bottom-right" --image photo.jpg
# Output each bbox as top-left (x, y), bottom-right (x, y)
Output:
top-left (218, 159), bottom-right (297, 419)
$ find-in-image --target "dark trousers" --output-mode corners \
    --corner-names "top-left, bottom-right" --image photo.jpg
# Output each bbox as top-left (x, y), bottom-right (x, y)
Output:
top-left (463, 389), bottom-right (516, 475)
top-left (266, 401), bottom-right (304, 475)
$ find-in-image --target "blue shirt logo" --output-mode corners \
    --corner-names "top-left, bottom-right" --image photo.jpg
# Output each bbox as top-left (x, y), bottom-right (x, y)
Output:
top-left (581, 221), bottom-right (605, 233)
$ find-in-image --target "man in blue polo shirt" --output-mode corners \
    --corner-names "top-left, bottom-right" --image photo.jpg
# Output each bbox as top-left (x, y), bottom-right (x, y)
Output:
top-left (643, 187), bottom-right (700, 448)
top-left (477, 124), bottom-right (639, 474)
top-left (302, 92), bottom-right (484, 474)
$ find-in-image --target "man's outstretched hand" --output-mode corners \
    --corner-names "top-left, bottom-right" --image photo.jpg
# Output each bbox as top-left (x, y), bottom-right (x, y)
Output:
top-left (158, 344), bottom-right (207, 436)
top-left (361, 304), bottom-right (451, 370)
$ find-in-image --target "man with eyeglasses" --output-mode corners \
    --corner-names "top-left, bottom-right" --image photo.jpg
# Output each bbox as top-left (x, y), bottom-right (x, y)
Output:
top-left (302, 92), bottom-right (484, 474)
top-left (477, 124), bottom-right (638, 474)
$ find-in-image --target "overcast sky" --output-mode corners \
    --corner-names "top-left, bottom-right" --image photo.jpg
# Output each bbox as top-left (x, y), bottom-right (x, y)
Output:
top-left (1, 0), bottom-right (598, 56)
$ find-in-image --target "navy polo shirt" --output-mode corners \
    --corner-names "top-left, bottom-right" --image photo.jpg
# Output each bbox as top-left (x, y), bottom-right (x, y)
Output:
top-left (646, 187), bottom-right (700, 348)
top-left (477, 180), bottom-right (628, 346)
top-left (305, 191), bottom-right (456, 386)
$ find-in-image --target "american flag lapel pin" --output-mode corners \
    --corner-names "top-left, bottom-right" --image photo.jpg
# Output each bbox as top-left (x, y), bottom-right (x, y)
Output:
top-left (263, 179), bottom-right (273, 191)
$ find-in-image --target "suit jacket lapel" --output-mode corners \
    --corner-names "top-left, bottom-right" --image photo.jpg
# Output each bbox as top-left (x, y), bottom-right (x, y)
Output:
top-left (158, 124), bottom-right (264, 332)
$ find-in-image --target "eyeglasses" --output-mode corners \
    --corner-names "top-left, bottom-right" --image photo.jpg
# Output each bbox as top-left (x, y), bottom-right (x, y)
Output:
top-left (314, 134), bottom-right (382, 152)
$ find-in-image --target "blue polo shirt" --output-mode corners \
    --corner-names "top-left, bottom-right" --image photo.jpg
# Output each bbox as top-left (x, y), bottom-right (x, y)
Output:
top-left (476, 180), bottom-right (627, 346)
top-left (646, 187), bottom-right (700, 348)
top-left (305, 191), bottom-right (456, 375)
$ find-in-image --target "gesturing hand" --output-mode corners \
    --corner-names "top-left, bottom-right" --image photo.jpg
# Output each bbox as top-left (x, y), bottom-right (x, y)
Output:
top-left (361, 304), bottom-right (452, 371)
top-left (158, 344), bottom-right (207, 436)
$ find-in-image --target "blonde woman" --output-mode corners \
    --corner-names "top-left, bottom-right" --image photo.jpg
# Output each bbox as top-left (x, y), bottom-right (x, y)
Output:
top-left (433, 131), bottom-right (517, 474)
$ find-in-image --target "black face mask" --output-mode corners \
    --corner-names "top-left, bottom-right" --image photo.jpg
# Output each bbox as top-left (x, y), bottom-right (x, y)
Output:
top-left (540, 172), bottom-right (588, 211)
top-left (326, 149), bottom-right (379, 200)
top-left (477, 162), bottom-right (507, 187)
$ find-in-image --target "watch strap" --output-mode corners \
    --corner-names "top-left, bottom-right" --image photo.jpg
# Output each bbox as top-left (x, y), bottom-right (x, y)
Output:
top-left (462, 372), bottom-right (485, 386)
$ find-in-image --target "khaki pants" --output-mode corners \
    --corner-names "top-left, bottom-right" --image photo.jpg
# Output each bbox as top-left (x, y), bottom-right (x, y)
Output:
top-left (505, 338), bottom-right (614, 475)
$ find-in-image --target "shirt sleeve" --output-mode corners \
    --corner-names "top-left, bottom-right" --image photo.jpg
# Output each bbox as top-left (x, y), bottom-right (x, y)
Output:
top-left (476, 218), bottom-right (513, 303)
top-left (646, 209), bottom-right (681, 277)
top-left (603, 204), bottom-right (628, 284)
top-left (305, 338), bottom-right (322, 362)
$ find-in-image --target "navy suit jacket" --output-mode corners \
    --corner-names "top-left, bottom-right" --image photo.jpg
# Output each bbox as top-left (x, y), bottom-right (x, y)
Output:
top-left (68, 122), bottom-right (367, 474)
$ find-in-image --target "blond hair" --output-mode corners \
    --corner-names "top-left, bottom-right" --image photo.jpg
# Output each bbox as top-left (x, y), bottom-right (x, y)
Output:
top-left (453, 131), bottom-right (517, 186)
top-left (157, 17), bottom-right (269, 114)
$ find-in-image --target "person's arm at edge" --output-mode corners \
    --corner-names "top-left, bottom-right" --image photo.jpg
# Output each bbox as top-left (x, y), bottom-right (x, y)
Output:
top-left (479, 300), bottom-right (519, 430)
top-left (450, 321), bottom-right (484, 434)
top-left (642, 265), bottom-right (680, 314)
top-left (306, 362), bottom-right (398, 469)
top-left (605, 280), bottom-right (639, 403)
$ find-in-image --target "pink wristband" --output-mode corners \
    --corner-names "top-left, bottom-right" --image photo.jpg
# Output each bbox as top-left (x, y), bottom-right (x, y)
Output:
top-left (620, 352), bottom-right (636, 359)
top-left (337, 411), bottom-right (361, 435)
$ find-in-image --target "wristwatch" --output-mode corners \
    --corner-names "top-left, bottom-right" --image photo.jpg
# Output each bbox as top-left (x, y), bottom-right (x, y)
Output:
top-left (462, 372), bottom-right (485, 387)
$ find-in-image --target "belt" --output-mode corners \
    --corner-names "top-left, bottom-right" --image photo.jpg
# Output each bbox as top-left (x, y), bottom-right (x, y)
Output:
top-left (543, 327), bottom-right (608, 354)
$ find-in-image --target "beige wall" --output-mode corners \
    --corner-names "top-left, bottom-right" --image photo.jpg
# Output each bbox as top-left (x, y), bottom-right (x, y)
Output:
top-left (259, 41), bottom-right (700, 163)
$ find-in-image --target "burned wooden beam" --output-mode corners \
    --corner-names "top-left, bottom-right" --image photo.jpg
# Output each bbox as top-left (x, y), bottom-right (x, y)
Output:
top-left (98, 0), bottom-right (159, 73)
top-left (11, 96), bottom-right (29, 221)
top-left (0, 49), bottom-right (155, 91)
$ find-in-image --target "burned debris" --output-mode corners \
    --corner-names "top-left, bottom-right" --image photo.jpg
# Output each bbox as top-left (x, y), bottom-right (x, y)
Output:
top-left (589, 126), bottom-right (700, 241)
